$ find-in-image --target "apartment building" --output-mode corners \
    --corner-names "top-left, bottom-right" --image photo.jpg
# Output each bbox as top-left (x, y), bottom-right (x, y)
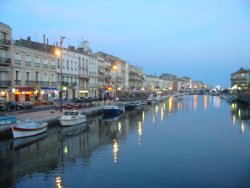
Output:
top-left (13, 37), bottom-right (58, 102)
top-left (0, 22), bottom-right (12, 101)
top-left (128, 64), bottom-right (143, 90)
top-left (231, 67), bottom-right (250, 90)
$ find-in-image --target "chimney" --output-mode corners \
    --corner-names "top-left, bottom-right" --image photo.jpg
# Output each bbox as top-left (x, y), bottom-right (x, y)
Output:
top-left (43, 34), bottom-right (45, 44)
top-left (47, 38), bottom-right (49, 45)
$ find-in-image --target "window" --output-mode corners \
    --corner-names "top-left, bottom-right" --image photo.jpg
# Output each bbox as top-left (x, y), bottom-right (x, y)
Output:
top-left (51, 59), bottom-right (56, 66)
top-left (26, 72), bottom-right (30, 80)
top-left (25, 54), bottom-right (31, 62)
top-left (43, 58), bottom-right (48, 64)
top-left (35, 56), bottom-right (40, 64)
top-left (51, 74), bottom-right (54, 82)
top-left (15, 52), bottom-right (21, 60)
top-left (36, 71), bottom-right (39, 81)
top-left (44, 73), bottom-right (48, 81)
top-left (15, 71), bottom-right (19, 80)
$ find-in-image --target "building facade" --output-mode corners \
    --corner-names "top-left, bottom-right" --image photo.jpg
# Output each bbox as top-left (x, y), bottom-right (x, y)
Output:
top-left (0, 22), bottom-right (12, 101)
top-left (231, 67), bottom-right (250, 90)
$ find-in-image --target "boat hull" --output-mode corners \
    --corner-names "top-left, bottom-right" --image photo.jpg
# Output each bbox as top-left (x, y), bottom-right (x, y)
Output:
top-left (59, 116), bottom-right (86, 127)
top-left (102, 106), bottom-right (125, 116)
top-left (12, 122), bottom-right (48, 139)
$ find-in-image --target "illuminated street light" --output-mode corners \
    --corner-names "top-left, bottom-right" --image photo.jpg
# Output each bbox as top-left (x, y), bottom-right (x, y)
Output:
top-left (112, 64), bottom-right (118, 99)
top-left (55, 36), bottom-right (65, 112)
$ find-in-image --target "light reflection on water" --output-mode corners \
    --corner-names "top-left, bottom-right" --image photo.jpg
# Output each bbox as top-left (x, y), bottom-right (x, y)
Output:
top-left (0, 95), bottom-right (250, 188)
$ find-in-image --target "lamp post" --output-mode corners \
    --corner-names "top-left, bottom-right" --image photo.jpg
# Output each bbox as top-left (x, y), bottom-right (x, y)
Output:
top-left (56, 36), bottom-right (65, 112)
top-left (112, 64), bottom-right (117, 100)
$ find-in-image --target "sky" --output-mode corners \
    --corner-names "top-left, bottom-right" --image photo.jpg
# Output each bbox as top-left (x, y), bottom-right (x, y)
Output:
top-left (1, 0), bottom-right (250, 88)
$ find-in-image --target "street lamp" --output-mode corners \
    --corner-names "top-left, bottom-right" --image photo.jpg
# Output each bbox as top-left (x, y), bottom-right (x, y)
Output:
top-left (55, 36), bottom-right (65, 112)
top-left (112, 64), bottom-right (117, 99)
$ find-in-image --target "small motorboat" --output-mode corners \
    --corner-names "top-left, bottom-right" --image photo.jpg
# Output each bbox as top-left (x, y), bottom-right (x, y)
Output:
top-left (102, 104), bottom-right (125, 116)
top-left (59, 109), bottom-right (86, 127)
top-left (11, 121), bottom-right (48, 139)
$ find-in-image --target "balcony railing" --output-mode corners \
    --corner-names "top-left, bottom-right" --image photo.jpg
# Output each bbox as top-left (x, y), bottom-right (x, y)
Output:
top-left (14, 80), bottom-right (22, 85)
top-left (25, 80), bottom-right (32, 85)
top-left (51, 82), bottom-right (58, 86)
top-left (79, 73), bottom-right (89, 79)
top-left (0, 39), bottom-right (11, 46)
top-left (30, 81), bottom-right (49, 86)
top-left (25, 61), bottom-right (32, 66)
top-left (0, 80), bottom-right (11, 87)
top-left (0, 57), bottom-right (11, 65)
top-left (15, 59), bottom-right (21, 64)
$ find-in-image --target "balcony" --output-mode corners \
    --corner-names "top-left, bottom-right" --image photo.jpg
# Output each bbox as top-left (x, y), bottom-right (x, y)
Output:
top-left (0, 80), bottom-right (11, 87)
top-left (105, 73), bottom-right (112, 79)
top-left (0, 38), bottom-right (11, 47)
top-left (43, 64), bottom-right (48, 68)
top-left (79, 73), bottom-right (89, 79)
top-left (30, 81), bottom-right (50, 86)
top-left (14, 80), bottom-right (22, 85)
top-left (51, 82), bottom-right (58, 86)
top-left (25, 80), bottom-right (32, 85)
top-left (25, 61), bottom-right (32, 66)
top-left (0, 57), bottom-right (11, 65)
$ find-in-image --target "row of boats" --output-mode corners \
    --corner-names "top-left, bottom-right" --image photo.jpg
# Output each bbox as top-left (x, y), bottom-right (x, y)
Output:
top-left (2, 93), bottom-right (178, 140)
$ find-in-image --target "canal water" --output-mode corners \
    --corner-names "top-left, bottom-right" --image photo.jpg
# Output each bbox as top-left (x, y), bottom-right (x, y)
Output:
top-left (1, 95), bottom-right (250, 188)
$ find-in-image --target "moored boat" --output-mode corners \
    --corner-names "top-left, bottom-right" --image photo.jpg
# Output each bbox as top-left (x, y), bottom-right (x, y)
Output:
top-left (59, 109), bottom-right (87, 127)
top-left (102, 104), bottom-right (125, 116)
top-left (11, 121), bottom-right (48, 139)
top-left (0, 115), bottom-right (17, 125)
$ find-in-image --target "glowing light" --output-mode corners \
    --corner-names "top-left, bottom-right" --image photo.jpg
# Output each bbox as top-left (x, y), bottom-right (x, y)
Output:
top-left (55, 176), bottom-right (63, 188)
top-left (160, 107), bottom-right (164, 122)
top-left (55, 48), bottom-right (61, 56)
top-left (238, 109), bottom-right (241, 118)
top-left (232, 115), bottom-right (236, 126)
top-left (240, 121), bottom-right (245, 133)
top-left (64, 146), bottom-right (68, 154)
top-left (142, 111), bottom-right (145, 122)
top-left (168, 97), bottom-right (173, 112)
top-left (118, 122), bottom-right (121, 131)
top-left (203, 95), bottom-right (208, 111)
top-left (138, 121), bottom-right (143, 146)
top-left (155, 105), bottom-right (158, 114)
top-left (113, 139), bottom-right (119, 163)
top-left (193, 95), bottom-right (198, 111)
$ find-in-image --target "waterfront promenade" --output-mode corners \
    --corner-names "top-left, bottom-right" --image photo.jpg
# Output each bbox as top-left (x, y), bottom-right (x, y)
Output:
top-left (0, 103), bottom-right (104, 134)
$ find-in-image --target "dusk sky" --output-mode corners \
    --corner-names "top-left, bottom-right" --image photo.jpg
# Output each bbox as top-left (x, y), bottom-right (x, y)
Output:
top-left (1, 0), bottom-right (250, 88)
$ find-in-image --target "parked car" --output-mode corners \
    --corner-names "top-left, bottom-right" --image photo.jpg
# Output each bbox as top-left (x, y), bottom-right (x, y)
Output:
top-left (19, 101), bottom-right (33, 109)
top-left (1, 101), bottom-right (20, 111)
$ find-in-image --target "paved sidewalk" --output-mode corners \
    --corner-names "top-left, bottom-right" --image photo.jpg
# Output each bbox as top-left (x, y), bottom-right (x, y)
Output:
top-left (16, 109), bottom-right (63, 122)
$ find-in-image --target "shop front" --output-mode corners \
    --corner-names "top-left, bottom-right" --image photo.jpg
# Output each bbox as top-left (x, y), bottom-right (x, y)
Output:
top-left (40, 87), bottom-right (58, 102)
top-left (12, 86), bottom-right (35, 102)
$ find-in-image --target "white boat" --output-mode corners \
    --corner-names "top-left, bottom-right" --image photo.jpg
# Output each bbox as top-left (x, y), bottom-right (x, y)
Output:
top-left (59, 109), bottom-right (86, 127)
top-left (11, 121), bottom-right (48, 139)
top-left (12, 132), bottom-right (47, 150)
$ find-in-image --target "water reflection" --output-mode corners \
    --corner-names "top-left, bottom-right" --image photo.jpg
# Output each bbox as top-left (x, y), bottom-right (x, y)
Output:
top-left (137, 121), bottom-right (143, 146)
top-left (230, 102), bottom-right (250, 133)
top-left (112, 139), bottom-right (119, 163)
top-left (1, 95), bottom-right (250, 187)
